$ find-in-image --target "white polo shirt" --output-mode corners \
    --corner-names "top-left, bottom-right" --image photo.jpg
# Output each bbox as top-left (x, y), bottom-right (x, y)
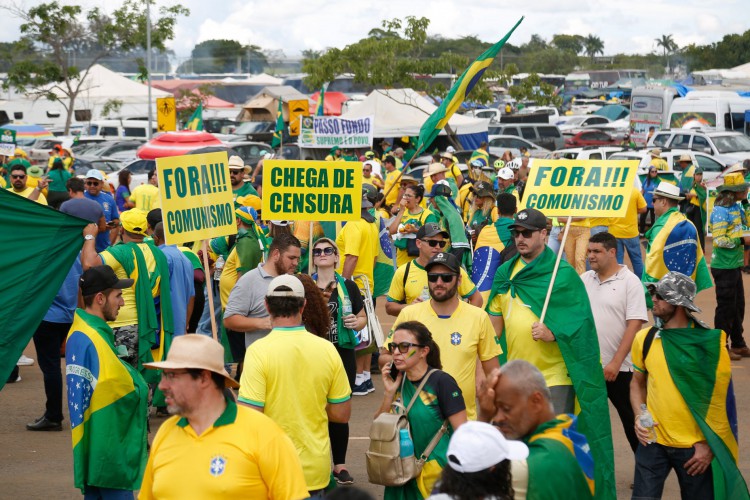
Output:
top-left (581, 265), bottom-right (648, 371)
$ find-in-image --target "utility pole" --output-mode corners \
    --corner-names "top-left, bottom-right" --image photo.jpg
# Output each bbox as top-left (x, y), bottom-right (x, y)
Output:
top-left (146, 0), bottom-right (153, 139)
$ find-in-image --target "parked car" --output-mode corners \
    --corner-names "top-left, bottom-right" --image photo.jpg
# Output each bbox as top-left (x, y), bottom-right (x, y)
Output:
top-left (548, 146), bottom-right (625, 160)
top-left (486, 123), bottom-right (564, 150)
top-left (648, 129), bottom-right (750, 164)
top-left (227, 121), bottom-right (276, 142)
top-left (83, 140), bottom-right (145, 161)
top-left (564, 130), bottom-right (618, 147)
top-left (516, 106), bottom-right (561, 124)
top-left (488, 135), bottom-right (549, 158)
top-left (72, 157), bottom-right (124, 178)
top-left (608, 149), bottom-right (727, 183)
top-left (556, 115), bottom-right (611, 132)
top-left (110, 158), bottom-right (156, 191)
top-left (222, 140), bottom-right (272, 166)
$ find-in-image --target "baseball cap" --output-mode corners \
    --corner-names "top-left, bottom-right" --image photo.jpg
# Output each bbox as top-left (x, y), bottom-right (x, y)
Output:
top-left (425, 252), bottom-right (461, 274)
top-left (417, 222), bottom-right (449, 239)
top-left (646, 271), bottom-right (701, 313)
top-left (362, 184), bottom-right (378, 206)
top-left (80, 265), bottom-right (134, 296)
top-left (143, 334), bottom-right (239, 389)
top-left (426, 181), bottom-right (453, 198)
top-left (266, 274), bottom-right (305, 298)
top-left (509, 208), bottom-right (547, 231)
top-left (85, 169), bottom-right (105, 181)
top-left (120, 208), bottom-right (149, 235)
top-left (446, 421), bottom-right (529, 473)
top-left (497, 167), bottom-right (514, 180)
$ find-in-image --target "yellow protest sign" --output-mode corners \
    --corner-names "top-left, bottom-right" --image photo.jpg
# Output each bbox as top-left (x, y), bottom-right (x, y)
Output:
top-left (288, 99), bottom-right (309, 136)
top-left (262, 160), bottom-right (362, 221)
top-left (157, 152), bottom-right (236, 245)
top-left (156, 97), bottom-right (176, 132)
top-left (520, 159), bottom-right (639, 217)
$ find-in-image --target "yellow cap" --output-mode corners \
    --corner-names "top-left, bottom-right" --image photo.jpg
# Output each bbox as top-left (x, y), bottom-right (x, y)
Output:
top-left (120, 209), bottom-right (149, 235)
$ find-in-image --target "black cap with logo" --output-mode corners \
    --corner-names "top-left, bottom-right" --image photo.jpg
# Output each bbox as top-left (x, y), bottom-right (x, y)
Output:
top-left (80, 265), bottom-right (134, 296)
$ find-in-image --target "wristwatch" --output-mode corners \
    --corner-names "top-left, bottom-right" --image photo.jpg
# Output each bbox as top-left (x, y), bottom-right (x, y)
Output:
top-left (84, 234), bottom-right (95, 241)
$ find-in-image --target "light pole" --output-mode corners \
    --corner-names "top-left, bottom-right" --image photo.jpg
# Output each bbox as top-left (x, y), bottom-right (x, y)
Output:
top-left (146, 0), bottom-right (153, 139)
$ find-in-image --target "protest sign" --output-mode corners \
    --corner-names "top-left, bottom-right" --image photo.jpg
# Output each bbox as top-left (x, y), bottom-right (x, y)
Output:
top-left (0, 128), bottom-right (16, 144)
top-left (298, 115), bottom-right (374, 148)
top-left (156, 151), bottom-right (236, 245)
top-left (520, 159), bottom-right (640, 217)
top-left (156, 97), bottom-right (177, 132)
top-left (261, 160), bottom-right (362, 221)
top-left (0, 142), bottom-right (15, 157)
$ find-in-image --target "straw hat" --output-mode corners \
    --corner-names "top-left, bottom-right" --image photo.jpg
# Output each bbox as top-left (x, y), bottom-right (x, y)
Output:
top-left (717, 172), bottom-right (750, 192)
top-left (649, 148), bottom-right (662, 157)
top-left (678, 154), bottom-right (692, 162)
top-left (228, 155), bottom-right (250, 173)
top-left (423, 162), bottom-right (449, 178)
top-left (144, 334), bottom-right (239, 388)
top-left (653, 182), bottom-right (684, 200)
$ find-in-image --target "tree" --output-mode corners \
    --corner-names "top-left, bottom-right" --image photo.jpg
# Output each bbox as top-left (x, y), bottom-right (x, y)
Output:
top-left (583, 34), bottom-right (605, 64)
top-left (508, 73), bottom-right (562, 108)
top-left (655, 34), bottom-right (678, 74)
top-left (551, 34), bottom-right (585, 55)
top-left (2, 0), bottom-right (189, 134)
top-left (182, 39), bottom-right (267, 74)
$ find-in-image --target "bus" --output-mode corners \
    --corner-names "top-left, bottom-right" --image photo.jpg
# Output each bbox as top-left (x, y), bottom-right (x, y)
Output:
top-left (565, 69), bottom-right (647, 91)
top-left (629, 86), bottom-right (679, 146)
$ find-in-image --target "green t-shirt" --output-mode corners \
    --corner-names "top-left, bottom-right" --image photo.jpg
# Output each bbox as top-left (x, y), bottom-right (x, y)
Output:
top-left (47, 168), bottom-right (72, 192)
top-left (232, 182), bottom-right (259, 203)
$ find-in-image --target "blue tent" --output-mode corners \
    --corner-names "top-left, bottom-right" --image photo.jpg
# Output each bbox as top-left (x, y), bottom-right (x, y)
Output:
top-left (593, 104), bottom-right (630, 121)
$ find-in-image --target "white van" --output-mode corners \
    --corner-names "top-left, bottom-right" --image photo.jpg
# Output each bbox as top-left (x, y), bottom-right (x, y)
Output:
top-left (83, 119), bottom-right (158, 139)
top-left (668, 91), bottom-right (750, 133)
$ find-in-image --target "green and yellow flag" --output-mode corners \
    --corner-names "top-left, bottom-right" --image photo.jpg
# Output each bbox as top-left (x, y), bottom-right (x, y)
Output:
top-left (316, 84), bottom-right (327, 116)
top-left (271, 98), bottom-right (284, 148)
top-left (186, 103), bottom-right (203, 131)
top-left (416, 17), bottom-right (524, 153)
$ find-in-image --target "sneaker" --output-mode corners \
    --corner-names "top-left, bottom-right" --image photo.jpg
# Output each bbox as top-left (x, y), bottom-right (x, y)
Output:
top-left (333, 468), bottom-right (354, 485)
top-left (365, 378), bottom-right (375, 393)
top-left (7, 375), bottom-right (21, 383)
top-left (352, 381), bottom-right (369, 396)
top-left (17, 355), bottom-right (35, 366)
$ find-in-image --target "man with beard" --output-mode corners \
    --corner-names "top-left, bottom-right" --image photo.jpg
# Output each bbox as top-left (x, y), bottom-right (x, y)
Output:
top-left (380, 252), bottom-right (501, 420)
top-left (83, 169), bottom-right (119, 251)
top-left (139, 334), bottom-right (308, 499)
top-left (223, 232), bottom-right (301, 347)
top-left (8, 163), bottom-right (47, 204)
top-left (228, 155), bottom-right (259, 203)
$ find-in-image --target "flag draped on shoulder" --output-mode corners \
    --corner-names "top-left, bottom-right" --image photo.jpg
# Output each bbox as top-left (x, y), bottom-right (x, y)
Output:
top-left (373, 212), bottom-right (396, 297)
top-left (472, 218), bottom-right (513, 304)
top-left (660, 327), bottom-right (749, 499)
top-left (487, 247), bottom-right (616, 500)
top-left (66, 309), bottom-right (148, 492)
top-left (0, 189), bottom-right (87, 389)
top-left (186, 103), bottom-right (203, 131)
top-left (416, 17), bottom-right (524, 152)
top-left (271, 98), bottom-right (284, 148)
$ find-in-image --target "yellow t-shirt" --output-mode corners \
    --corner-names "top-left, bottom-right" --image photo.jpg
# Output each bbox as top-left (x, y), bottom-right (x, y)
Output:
top-left (487, 259), bottom-right (571, 388)
top-left (238, 326), bottom-right (351, 490)
top-left (631, 327), bottom-right (706, 447)
top-left (609, 189), bottom-right (647, 239)
top-left (131, 184), bottom-right (161, 211)
top-left (100, 244), bottom-right (159, 328)
top-left (650, 157), bottom-right (669, 171)
top-left (219, 246), bottom-right (240, 309)
top-left (383, 170), bottom-right (401, 206)
top-left (387, 259), bottom-right (477, 305)
top-left (336, 218), bottom-right (378, 291)
top-left (10, 186), bottom-right (48, 205)
top-left (395, 208), bottom-right (436, 267)
top-left (569, 218), bottom-right (590, 228)
top-left (588, 217), bottom-right (613, 228)
top-left (139, 400), bottom-right (309, 500)
top-left (389, 300), bottom-right (502, 420)
top-left (293, 220), bottom-right (325, 253)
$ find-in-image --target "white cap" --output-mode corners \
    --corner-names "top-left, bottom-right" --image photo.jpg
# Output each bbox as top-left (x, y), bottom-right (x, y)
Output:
top-left (446, 421), bottom-right (529, 473)
top-left (446, 146), bottom-right (456, 153)
top-left (653, 181), bottom-right (684, 200)
top-left (266, 275), bottom-right (305, 298)
top-left (497, 167), bottom-right (514, 180)
top-left (85, 169), bottom-right (104, 181)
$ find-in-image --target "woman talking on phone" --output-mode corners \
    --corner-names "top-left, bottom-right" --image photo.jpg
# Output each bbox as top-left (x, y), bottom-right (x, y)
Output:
top-left (377, 321), bottom-right (467, 500)
top-left (311, 237), bottom-right (367, 485)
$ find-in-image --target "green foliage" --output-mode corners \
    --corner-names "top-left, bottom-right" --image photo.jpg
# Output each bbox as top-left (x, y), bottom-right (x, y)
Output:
top-left (181, 39), bottom-right (267, 74)
top-left (508, 73), bottom-right (562, 107)
top-left (583, 34), bottom-right (605, 63)
top-left (176, 84), bottom-right (215, 123)
top-left (551, 34), bottom-right (585, 55)
top-left (101, 99), bottom-right (123, 118)
top-left (516, 48), bottom-right (579, 74)
top-left (682, 30), bottom-right (750, 71)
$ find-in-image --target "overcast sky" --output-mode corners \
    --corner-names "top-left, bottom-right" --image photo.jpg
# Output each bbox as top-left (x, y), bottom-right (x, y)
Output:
top-left (2, 0), bottom-right (748, 63)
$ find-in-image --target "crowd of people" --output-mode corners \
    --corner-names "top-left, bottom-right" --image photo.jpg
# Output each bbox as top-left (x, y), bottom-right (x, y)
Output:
top-left (3, 138), bottom-right (750, 500)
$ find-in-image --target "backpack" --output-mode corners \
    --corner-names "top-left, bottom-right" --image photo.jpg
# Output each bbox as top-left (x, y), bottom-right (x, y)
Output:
top-left (366, 369), bottom-right (448, 486)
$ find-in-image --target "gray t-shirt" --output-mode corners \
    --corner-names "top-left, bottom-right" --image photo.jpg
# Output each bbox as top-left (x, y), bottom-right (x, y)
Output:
top-left (223, 264), bottom-right (275, 347)
top-left (60, 197), bottom-right (104, 223)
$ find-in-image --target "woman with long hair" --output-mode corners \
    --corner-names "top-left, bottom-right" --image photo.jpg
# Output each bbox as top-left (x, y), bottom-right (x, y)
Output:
top-left (45, 157), bottom-right (72, 209)
top-left (389, 184), bottom-right (438, 266)
top-left (467, 184), bottom-right (498, 235)
top-left (115, 169), bottom-right (135, 212)
top-left (296, 273), bottom-right (331, 339)
top-left (378, 321), bottom-right (467, 499)
top-left (311, 237), bottom-right (367, 485)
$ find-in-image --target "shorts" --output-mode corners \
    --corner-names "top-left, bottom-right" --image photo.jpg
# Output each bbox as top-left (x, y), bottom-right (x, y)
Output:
top-left (112, 324), bottom-right (138, 367)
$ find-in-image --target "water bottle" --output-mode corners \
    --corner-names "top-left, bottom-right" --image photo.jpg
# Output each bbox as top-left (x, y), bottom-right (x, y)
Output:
top-left (639, 404), bottom-right (657, 444)
top-left (399, 429), bottom-right (414, 458)
top-left (213, 255), bottom-right (225, 281)
top-left (342, 295), bottom-right (353, 316)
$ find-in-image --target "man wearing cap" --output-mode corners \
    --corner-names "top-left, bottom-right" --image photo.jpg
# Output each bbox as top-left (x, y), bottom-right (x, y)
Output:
top-left (424, 162), bottom-right (458, 200)
top-left (84, 169), bottom-right (119, 251)
top-left (439, 151), bottom-right (464, 187)
top-left (497, 166), bottom-right (519, 203)
top-left (228, 155), bottom-right (259, 202)
top-left (239, 275), bottom-right (352, 495)
top-left (643, 182), bottom-right (712, 302)
top-left (709, 172), bottom-right (750, 359)
top-left (325, 145), bottom-right (344, 162)
top-left (8, 163), bottom-right (48, 204)
top-left (631, 272), bottom-right (744, 499)
top-left (382, 252), bottom-right (501, 420)
top-left (65, 265), bottom-right (148, 498)
top-left (130, 169), bottom-right (161, 212)
top-left (478, 360), bottom-right (599, 499)
top-left (139, 335), bottom-right (308, 499)
top-left (677, 153), bottom-right (697, 195)
top-left (649, 148), bottom-right (669, 171)
top-left (335, 191), bottom-right (379, 292)
top-left (485, 206), bottom-right (612, 462)
top-left (386, 223), bottom-right (482, 316)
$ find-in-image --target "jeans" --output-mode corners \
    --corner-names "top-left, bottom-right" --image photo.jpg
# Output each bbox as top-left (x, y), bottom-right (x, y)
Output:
top-left (32, 321), bottom-right (71, 422)
top-left (606, 371), bottom-right (638, 452)
top-left (617, 236), bottom-right (644, 280)
top-left (548, 225), bottom-right (564, 256)
top-left (83, 486), bottom-right (134, 500)
top-left (196, 281), bottom-right (222, 338)
top-left (564, 225), bottom-right (590, 275)
top-left (711, 267), bottom-right (746, 349)
top-left (632, 443), bottom-right (713, 500)
top-left (639, 208), bottom-right (655, 234)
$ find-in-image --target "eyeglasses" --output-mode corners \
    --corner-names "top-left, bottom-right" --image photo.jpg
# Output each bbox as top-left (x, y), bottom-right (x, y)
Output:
top-left (312, 246), bottom-right (336, 257)
top-left (422, 239), bottom-right (447, 248)
top-left (11, 174), bottom-right (26, 179)
top-left (401, 193), bottom-right (414, 198)
top-left (388, 342), bottom-right (425, 354)
top-left (511, 229), bottom-right (539, 239)
top-left (427, 272), bottom-right (456, 283)
top-left (162, 370), bottom-right (190, 381)
top-left (86, 181), bottom-right (100, 186)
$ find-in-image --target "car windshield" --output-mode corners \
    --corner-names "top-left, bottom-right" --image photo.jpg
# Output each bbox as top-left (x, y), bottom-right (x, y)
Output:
top-left (233, 122), bottom-right (273, 135)
top-left (712, 135), bottom-right (750, 153)
top-left (564, 116), bottom-right (586, 126)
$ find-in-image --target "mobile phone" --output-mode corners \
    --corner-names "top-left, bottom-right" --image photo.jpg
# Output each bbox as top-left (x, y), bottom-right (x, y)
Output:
top-left (389, 362), bottom-right (400, 380)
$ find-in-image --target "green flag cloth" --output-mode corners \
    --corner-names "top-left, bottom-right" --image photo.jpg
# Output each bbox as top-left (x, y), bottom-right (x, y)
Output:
top-left (316, 85), bottom-right (326, 116)
top-left (487, 247), bottom-right (616, 500)
top-left (416, 17), bottom-right (524, 152)
top-left (0, 189), bottom-right (87, 389)
top-left (271, 99), bottom-right (284, 148)
top-left (186, 104), bottom-right (203, 131)
top-left (373, 211), bottom-right (396, 297)
top-left (433, 195), bottom-right (472, 274)
top-left (661, 327), bottom-right (749, 499)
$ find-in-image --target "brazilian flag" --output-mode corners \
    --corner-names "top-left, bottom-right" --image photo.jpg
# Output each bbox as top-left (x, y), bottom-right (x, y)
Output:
top-left (416, 17), bottom-right (524, 153)
top-left (316, 84), bottom-right (326, 116)
top-left (271, 99), bottom-right (284, 148)
top-left (186, 103), bottom-right (203, 131)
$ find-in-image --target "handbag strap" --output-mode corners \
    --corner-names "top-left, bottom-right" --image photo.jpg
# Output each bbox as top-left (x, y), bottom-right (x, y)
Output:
top-left (402, 368), bottom-right (436, 415)
top-left (418, 420), bottom-right (449, 462)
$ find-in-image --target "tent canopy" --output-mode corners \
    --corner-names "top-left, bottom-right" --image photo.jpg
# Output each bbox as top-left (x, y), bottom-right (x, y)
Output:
top-left (237, 86), bottom-right (309, 122)
top-left (45, 64), bottom-right (171, 104)
top-left (309, 91), bottom-right (349, 116)
top-left (339, 88), bottom-right (488, 149)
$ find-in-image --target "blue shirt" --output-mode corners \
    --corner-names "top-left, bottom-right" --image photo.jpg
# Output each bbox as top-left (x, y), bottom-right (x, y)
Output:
top-left (84, 191), bottom-right (120, 252)
top-left (159, 244), bottom-right (195, 336)
top-left (44, 256), bottom-right (83, 324)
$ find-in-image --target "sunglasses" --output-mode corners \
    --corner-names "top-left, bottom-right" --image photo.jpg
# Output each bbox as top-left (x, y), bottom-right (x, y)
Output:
top-left (650, 291), bottom-right (664, 301)
top-left (387, 342), bottom-right (425, 354)
top-left (86, 181), bottom-right (100, 186)
top-left (421, 239), bottom-right (447, 248)
top-left (312, 246), bottom-right (336, 257)
top-left (427, 272), bottom-right (456, 283)
top-left (11, 174), bottom-right (26, 179)
top-left (511, 228), bottom-right (539, 239)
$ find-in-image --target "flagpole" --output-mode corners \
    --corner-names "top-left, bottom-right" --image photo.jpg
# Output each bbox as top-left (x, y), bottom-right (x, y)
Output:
top-left (540, 216), bottom-right (572, 323)
top-left (201, 240), bottom-right (218, 341)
